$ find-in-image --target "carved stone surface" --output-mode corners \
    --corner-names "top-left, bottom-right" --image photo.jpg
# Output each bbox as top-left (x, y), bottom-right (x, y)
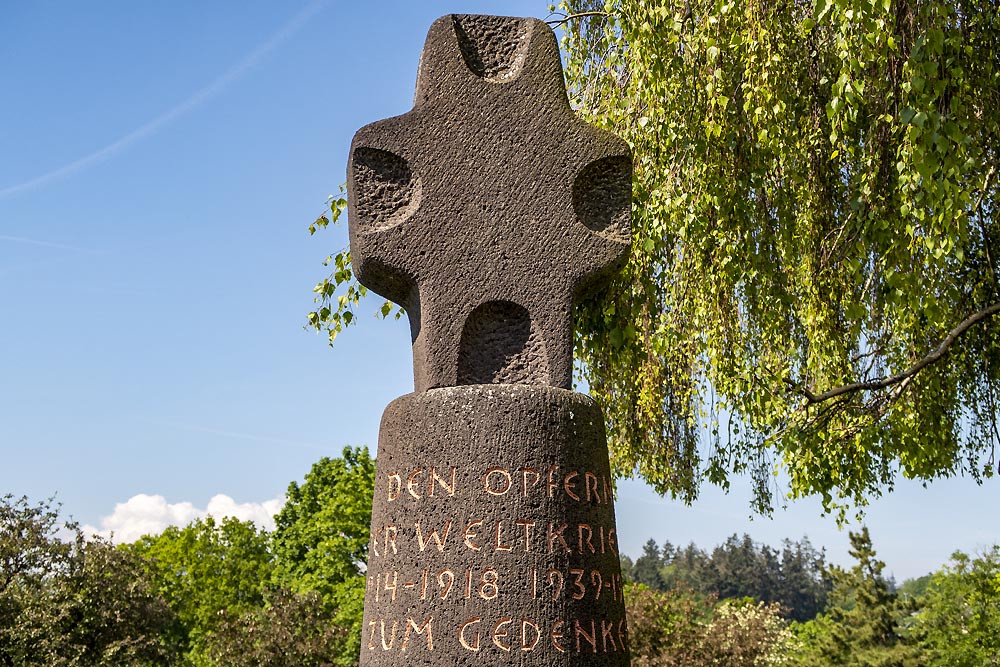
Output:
top-left (360, 385), bottom-right (629, 666)
top-left (347, 14), bottom-right (631, 392)
top-left (349, 13), bottom-right (633, 666)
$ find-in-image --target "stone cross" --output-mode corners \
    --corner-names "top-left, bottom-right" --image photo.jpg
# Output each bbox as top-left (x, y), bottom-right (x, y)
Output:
top-left (349, 14), bottom-right (633, 667)
top-left (348, 14), bottom-right (631, 392)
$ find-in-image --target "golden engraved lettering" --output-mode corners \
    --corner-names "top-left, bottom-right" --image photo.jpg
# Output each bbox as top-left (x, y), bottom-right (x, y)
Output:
top-left (385, 525), bottom-right (398, 555)
top-left (420, 569), bottom-right (428, 600)
top-left (601, 618), bottom-right (618, 652)
top-left (371, 526), bottom-right (381, 558)
top-left (603, 475), bottom-right (613, 504)
top-left (479, 569), bottom-right (499, 600)
top-left (575, 618), bottom-right (597, 654)
top-left (547, 465), bottom-right (560, 498)
top-left (532, 566), bottom-right (631, 602)
top-left (492, 618), bottom-right (513, 651)
top-left (548, 569), bottom-right (564, 600)
top-left (380, 619), bottom-right (398, 650)
top-left (437, 569), bottom-right (454, 599)
top-left (578, 523), bottom-right (595, 554)
top-left (428, 467), bottom-right (456, 497)
top-left (383, 571), bottom-right (398, 602)
top-left (608, 528), bottom-right (618, 555)
top-left (599, 525), bottom-right (606, 554)
top-left (464, 568), bottom-right (473, 599)
top-left (415, 520), bottom-right (451, 552)
top-left (482, 467), bottom-right (512, 495)
top-left (401, 616), bottom-right (433, 652)
top-left (494, 521), bottom-right (511, 551)
top-left (367, 619), bottom-right (377, 650)
top-left (550, 620), bottom-right (566, 653)
top-left (521, 618), bottom-right (541, 651)
top-left (585, 472), bottom-right (601, 503)
top-left (570, 569), bottom-right (586, 600)
top-left (547, 523), bottom-right (571, 553)
top-left (387, 473), bottom-right (402, 501)
top-left (591, 570), bottom-right (603, 600)
top-left (374, 572), bottom-right (381, 603)
top-left (618, 618), bottom-right (628, 652)
top-left (520, 467), bottom-right (540, 496)
top-left (516, 519), bottom-right (535, 552)
top-left (459, 618), bottom-right (481, 651)
top-left (450, 615), bottom-right (623, 655)
top-left (563, 471), bottom-right (580, 501)
top-left (406, 469), bottom-right (424, 499)
top-left (463, 520), bottom-right (482, 551)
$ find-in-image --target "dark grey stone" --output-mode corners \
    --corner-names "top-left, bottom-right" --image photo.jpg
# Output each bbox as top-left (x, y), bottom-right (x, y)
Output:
top-left (360, 385), bottom-right (629, 666)
top-left (347, 14), bottom-right (632, 392)
top-left (347, 13), bottom-right (634, 666)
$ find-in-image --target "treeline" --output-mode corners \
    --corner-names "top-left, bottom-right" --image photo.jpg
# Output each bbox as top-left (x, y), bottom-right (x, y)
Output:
top-left (2, 450), bottom-right (998, 666)
top-left (621, 534), bottom-right (831, 622)
top-left (0, 447), bottom-right (375, 667)
top-left (624, 527), bottom-right (1000, 666)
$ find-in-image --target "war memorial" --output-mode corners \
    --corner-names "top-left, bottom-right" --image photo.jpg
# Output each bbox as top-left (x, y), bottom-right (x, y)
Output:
top-left (347, 14), bottom-right (634, 665)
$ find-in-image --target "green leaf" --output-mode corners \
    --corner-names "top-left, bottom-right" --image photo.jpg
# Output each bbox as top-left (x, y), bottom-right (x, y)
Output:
top-left (815, 0), bottom-right (832, 22)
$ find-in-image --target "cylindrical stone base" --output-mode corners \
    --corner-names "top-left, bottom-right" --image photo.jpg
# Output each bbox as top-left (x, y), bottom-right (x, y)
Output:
top-left (360, 385), bottom-right (630, 666)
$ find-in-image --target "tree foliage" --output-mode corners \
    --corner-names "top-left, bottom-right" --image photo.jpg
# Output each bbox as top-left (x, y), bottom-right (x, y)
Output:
top-left (916, 547), bottom-right (1000, 666)
top-left (270, 447), bottom-right (375, 665)
top-left (7, 487), bottom-right (1000, 665)
top-left (555, 0), bottom-right (1000, 514)
top-left (271, 447), bottom-right (374, 599)
top-left (123, 448), bottom-right (374, 667)
top-left (127, 515), bottom-right (274, 666)
top-left (308, 0), bottom-right (1000, 516)
top-left (0, 495), bottom-right (175, 667)
top-left (624, 533), bottom-right (831, 622)
top-left (791, 527), bottom-right (924, 665)
top-left (626, 583), bottom-right (797, 666)
top-left (205, 588), bottom-right (345, 667)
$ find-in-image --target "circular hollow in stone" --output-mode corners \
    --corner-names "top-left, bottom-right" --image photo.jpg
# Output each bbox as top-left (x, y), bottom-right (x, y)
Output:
top-left (452, 15), bottom-right (530, 82)
top-left (458, 301), bottom-right (549, 385)
top-left (572, 155), bottom-right (632, 242)
top-left (352, 147), bottom-right (421, 230)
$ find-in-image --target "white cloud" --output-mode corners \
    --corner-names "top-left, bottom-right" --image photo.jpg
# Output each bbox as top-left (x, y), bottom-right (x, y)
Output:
top-left (83, 493), bottom-right (285, 543)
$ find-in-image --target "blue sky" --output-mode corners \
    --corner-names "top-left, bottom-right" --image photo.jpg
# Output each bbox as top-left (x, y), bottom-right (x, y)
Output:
top-left (1, 1), bottom-right (996, 582)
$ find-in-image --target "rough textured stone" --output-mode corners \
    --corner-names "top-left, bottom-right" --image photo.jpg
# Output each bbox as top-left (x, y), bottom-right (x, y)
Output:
top-left (361, 385), bottom-right (629, 666)
top-left (349, 14), bottom-right (634, 666)
top-left (347, 14), bottom-right (632, 392)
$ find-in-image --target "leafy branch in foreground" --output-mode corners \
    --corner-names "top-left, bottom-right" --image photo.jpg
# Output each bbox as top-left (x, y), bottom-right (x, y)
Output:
top-left (309, 1), bottom-right (1000, 519)
top-left (544, 9), bottom-right (610, 27)
top-left (561, 0), bottom-right (1000, 517)
top-left (306, 188), bottom-right (399, 345)
top-left (786, 301), bottom-right (1000, 404)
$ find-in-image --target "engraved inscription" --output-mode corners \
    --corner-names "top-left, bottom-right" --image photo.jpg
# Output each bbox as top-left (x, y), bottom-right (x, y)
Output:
top-left (366, 462), bottom-right (627, 656)
top-left (450, 616), bottom-right (626, 654)
top-left (366, 616), bottom-right (435, 652)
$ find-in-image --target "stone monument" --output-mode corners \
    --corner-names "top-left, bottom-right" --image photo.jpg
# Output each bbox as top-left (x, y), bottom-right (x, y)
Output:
top-left (348, 14), bottom-right (632, 665)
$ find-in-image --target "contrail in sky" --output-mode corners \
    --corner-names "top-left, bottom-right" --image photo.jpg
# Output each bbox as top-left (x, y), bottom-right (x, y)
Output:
top-left (0, 0), bottom-right (329, 200)
top-left (154, 419), bottom-right (331, 452)
top-left (0, 234), bottom-right (95, 252)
